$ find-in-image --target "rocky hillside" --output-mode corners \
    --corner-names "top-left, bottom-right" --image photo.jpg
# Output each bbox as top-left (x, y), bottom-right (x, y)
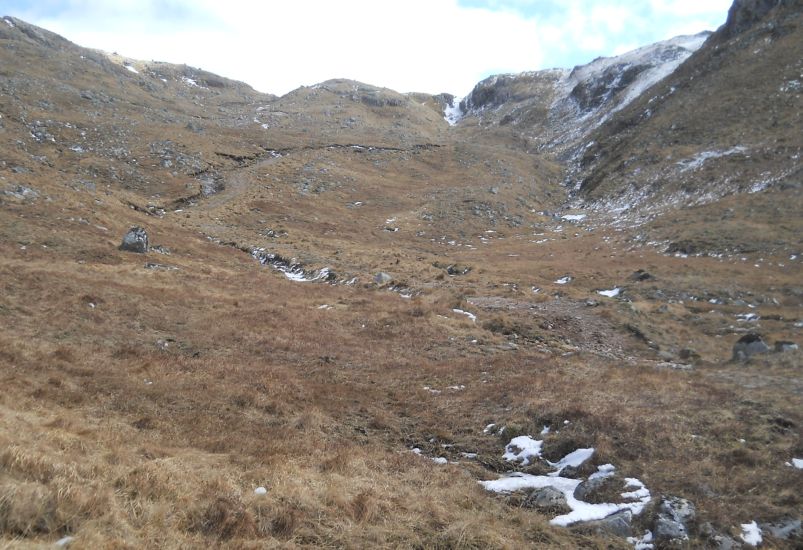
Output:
top-left (0, 2), bottom-right (801, 548)
top-left (455, 32), bottom-right (710, 155)
top-left (572, 0), bottom-right (801, 213)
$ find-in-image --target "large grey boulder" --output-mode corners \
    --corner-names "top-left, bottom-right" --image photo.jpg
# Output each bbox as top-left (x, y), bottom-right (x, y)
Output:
top-left (119, 226), bottom-right (149, 253)
top-left (732, 333), bottom-right (770, 361)
top-left (374, 272), bottom-right (393, 285)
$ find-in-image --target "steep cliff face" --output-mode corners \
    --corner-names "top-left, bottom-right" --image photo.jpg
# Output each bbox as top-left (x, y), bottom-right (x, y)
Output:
top-left (452, 34), bottom-right (709, 155)
top-left (571, 0), bottom-right (801, 213)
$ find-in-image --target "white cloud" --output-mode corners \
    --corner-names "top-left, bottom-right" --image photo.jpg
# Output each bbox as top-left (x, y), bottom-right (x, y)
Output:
top-left (11, 0), bottom-right (731, 97)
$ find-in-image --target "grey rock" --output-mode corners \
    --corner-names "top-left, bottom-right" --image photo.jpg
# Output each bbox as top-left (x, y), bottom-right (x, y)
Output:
top-left (760, 517), bottom-right (801, 541)
top-left (144, 263), bottom-right (177, 271)
top-left (199, 174), bottom-right (224, 197)
top-left (374, 272), bottom-right (393, 285)
top-left (732, 333), bottom-right (770, 361)
top-left (573, 476), bottom-right (609, 501)
top-left (522, 486), bottom-right (570, 513)
top-left (573, 509), bottom-right (632, 538)
top-left (699, 522), bottom-right (743, 548)
top-left (119, 226), bottom-right (149, 253)
top-left (11, 165), bottom-right (29, 174)
top-left (774, 341), bottom-right (798, 353)
top-left (629, 269), bottom-right (654, 281)
top-left (3, 185), bottom-right (39, 200)
top-left (679, 348), bottom-right (700, 362)
top-left (654, 496), bottom-right (695, 542)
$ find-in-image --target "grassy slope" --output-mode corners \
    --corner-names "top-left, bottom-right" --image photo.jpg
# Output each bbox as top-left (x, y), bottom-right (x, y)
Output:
top-left (0, 13), bottom-right (801, 549)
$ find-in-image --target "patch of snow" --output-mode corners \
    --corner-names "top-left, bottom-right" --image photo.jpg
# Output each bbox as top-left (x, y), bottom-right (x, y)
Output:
top-left (562, 214), bottom-right (586, 221)
top-left (736, 313), bottom-right (760, 322)
top-left (461, 452), bottom-right (478, 459)
top-left (540, 425), bottom-right (550, 435)
top-left (480, 472), bottom-right (650, 527)
top-left (432, 457), bottom-right (448, 464)
top-left (740, 521), bottom-right (762, 546)
top-left (317, 304), bottom-right (332, 310)
top-left (792, 458), bottom-right (803, 469)
top-left (453, 308), bottom-right (477, 322)
top-left (483, 423), bottom-right (496, 434)
top-left (627, 531), bottom-right (654, 550)
top-left (182, 76), bottom-right (204, 88)
top-left (4, 17), bottom-right (14, 28)
top-left (503, 436), bottom-right (543, 466)
top-left (444, 96), bottom-right (464, 126)
top-left (125, 64), bottom-right (139, 74)
top-left (555, 276), bottom-right (573, 285)
top-left (55, 537), bottom-right (75, 547)
top-left (621, 478), bottom-right (650, 500)
top-left (589, 463), bottom-right (616, 481)
top-left (254, 486), bottom-right (268, 495)
top-left (547, 448), bottom-right (595, 475)
top-left (598, 288), bottom-right (621, 298)
top-left (677, 146), bottom-right (747, 172)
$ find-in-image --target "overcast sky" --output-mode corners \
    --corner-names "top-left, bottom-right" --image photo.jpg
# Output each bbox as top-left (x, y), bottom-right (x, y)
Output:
top-left (4, 0), bottom-right (732, 97)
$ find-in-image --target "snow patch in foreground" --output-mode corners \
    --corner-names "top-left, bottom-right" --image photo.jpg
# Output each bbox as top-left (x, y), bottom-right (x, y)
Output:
top-left (792, 457), bottom-right (803, 469)
top-left (480, 474), bottom-right (651, 526)
top-left (555, 276), bottom-right (573, 285)
top-left (740, 521), bottom-right (762, 546)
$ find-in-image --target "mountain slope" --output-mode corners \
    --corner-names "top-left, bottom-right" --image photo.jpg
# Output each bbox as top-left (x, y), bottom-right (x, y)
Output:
top-left (0, 6), bottom-right (801, 549)
top-left (573, 0), bottom-right (802, 210)
top-left (454, 32), bottom-right (710, 155)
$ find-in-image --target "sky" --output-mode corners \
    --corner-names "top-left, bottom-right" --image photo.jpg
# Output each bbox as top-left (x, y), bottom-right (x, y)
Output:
top-left (2, 0), bottom-right (733, 97)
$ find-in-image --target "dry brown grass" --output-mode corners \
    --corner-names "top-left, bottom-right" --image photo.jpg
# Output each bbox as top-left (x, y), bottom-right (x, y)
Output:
top-left (1, 16), bottom-right (801, 547)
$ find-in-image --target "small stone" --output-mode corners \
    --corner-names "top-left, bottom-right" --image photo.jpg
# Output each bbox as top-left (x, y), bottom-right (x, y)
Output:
top-left (629, 269), bottom-right (654, 281)
top-left (679, 348), bottom-right (700, 362)
top-left (119, 226), bottom-right (149, 253)
top-left (774, 341), bottom-right (798, 353)
top-left (522, 486), bottom-right (570, 513)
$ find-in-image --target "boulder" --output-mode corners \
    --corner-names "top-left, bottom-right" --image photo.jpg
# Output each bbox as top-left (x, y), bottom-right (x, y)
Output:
top-left (732, 333), bottom-right (769, 361)
top-left (654, 496), bottom-right (696, 542)
top-left (374, 272), bottom-right (393, 285)
top-left (119, 227), bottom-right (149, 253)
top-left (573, 509), bottom-right (633, 538)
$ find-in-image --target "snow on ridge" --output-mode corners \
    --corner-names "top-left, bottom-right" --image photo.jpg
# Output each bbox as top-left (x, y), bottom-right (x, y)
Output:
top-left (4, 17), bottom-right (14, 28)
